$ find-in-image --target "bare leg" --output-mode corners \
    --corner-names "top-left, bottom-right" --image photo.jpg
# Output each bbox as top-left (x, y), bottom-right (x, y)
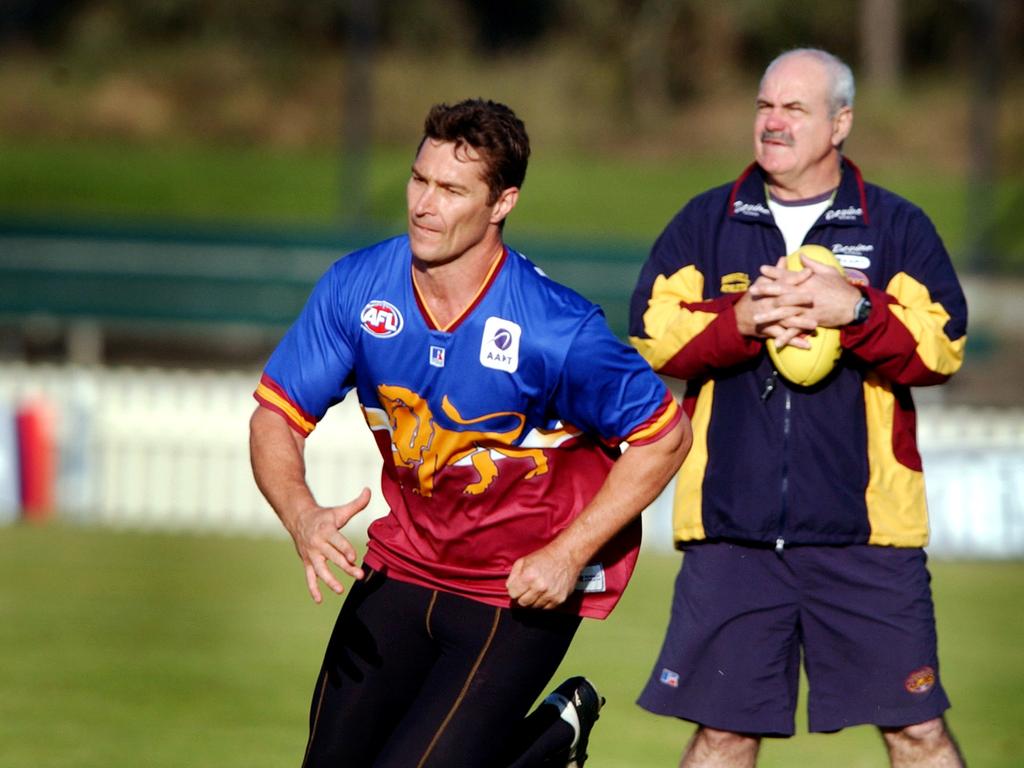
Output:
top-left (880, 717), bottom-right (965, 767)
top-left (680, 726), bottom-right (760, 768)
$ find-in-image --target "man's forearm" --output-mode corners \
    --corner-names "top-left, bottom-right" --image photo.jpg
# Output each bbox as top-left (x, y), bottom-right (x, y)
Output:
top-left (249, 406), bottom-right (317, 533)
top-left (552, 417), bottom-right (691, 567)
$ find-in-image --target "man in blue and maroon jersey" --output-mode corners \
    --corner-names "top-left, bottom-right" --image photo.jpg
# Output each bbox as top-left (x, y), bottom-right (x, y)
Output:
top-left (250, 98), bottom-right (691, 768)
top-left (630, 49), bottom-right (967, 767)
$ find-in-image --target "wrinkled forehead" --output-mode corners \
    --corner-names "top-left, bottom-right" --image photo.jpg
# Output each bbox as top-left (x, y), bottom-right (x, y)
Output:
top-left (758, 54), bottom-right (831, 105)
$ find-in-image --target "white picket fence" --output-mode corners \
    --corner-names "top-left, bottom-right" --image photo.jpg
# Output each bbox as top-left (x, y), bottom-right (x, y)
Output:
top-left (1, 362), bottom-right (1022, 556)
top-left (0, 363), bottom-right (387, 537)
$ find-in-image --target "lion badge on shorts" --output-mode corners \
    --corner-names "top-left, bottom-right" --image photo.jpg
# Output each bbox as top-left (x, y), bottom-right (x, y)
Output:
top-left (904, 666), bottom-right (936, 694)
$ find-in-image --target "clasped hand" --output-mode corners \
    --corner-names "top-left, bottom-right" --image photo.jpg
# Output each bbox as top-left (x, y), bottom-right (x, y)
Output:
top-left (737, 255), bottom-right (861, 349)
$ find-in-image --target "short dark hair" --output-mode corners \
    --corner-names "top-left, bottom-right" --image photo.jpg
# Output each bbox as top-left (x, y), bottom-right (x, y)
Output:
top-left (420, 99), bottom-right (530, 204)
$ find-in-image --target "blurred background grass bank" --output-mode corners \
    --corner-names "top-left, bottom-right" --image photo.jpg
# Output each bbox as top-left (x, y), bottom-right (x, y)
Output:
top-left (1, 2), bottom-right (1022, 766)
top-left (1, 0), bottom-right (1021, 380)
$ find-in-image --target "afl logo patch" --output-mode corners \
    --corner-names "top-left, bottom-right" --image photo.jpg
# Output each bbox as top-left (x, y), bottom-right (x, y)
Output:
top-left (360, 300), bottom-right (404, 338)
top-left (904, 666), bottom-right (936, 694)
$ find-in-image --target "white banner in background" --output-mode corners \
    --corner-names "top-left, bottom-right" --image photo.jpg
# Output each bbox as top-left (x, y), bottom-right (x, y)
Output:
top-left (0, 401), bottom-right (18, 522)
top-left (0, 363), bottom-right (1022, 557)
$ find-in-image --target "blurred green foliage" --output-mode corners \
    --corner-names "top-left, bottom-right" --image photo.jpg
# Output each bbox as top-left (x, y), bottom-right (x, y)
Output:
top-left (6, 1), bottom-right (1020, 75)
top-left (0, 1), bottom-right (1021, 271)
top-left (3, 137), bottom-right (1020, 274)
top-left (2, 0), bottom-right (1020, 149)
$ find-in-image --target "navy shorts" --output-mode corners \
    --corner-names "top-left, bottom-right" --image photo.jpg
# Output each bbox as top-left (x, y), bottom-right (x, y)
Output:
top-left (637, 541), bottom-right (951, 735)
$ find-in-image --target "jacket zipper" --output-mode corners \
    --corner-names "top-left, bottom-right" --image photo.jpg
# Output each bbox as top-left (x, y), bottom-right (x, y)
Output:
top-left (760, 370), bottom-right (789, 554)
top-left (776, 388), bottom-right (792, 554)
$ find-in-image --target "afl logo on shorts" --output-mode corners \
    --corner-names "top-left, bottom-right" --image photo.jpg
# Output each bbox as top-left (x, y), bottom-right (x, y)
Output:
top-left (360, 300), bottom-right (404, 338)
top-left (904, 666), bottom-right (936, 694)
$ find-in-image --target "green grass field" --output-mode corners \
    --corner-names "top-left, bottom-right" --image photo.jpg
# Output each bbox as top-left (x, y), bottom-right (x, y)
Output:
top-left (4, 138), bottom-right (1016, 268)
top-left (1, 522), bottom-right (1021, 767)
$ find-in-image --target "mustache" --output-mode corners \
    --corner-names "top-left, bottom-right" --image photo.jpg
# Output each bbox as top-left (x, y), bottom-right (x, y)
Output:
top-left (760, 130), bottom-right (794, 146)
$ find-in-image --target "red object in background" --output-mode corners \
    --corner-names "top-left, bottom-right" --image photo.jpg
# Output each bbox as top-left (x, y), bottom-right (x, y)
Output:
top-left (16, 399), bottom-right (56, 521)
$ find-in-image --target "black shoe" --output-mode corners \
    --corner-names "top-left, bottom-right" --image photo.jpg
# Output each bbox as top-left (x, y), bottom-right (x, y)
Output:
top-left (544, 676), bottom-right (605, 767)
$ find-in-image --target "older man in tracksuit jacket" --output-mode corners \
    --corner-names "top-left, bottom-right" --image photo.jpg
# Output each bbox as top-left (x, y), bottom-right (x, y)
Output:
top-left (632, 156), bottom-right (966, 548)
top-left (630, 48), bottom-right (968, 768)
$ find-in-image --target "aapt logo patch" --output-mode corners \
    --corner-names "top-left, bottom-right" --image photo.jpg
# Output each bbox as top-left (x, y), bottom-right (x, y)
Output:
top-left (360, 300), bottom-right (404, 338)
top-left (721, 272), bottom-right (751, 293)
top-left (480, 316), bottom-right (521, 373)
top-left (904, 666), bottom-right (936, 694)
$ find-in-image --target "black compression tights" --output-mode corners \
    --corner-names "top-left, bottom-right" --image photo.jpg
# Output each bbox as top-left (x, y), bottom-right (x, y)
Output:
top-left (300, 570), bottom-right (581, 768)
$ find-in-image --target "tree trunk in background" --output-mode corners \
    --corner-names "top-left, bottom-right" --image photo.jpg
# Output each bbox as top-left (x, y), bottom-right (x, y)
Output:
top-left (691, 5), bottom-right (741, 94)
top-left (341, 0), bottom-right (375, 229)
top-left (627, 0), bottom-right (741, 123)
top-left (859, 0), bottom-right (902, 92)
top-left (966, 0), bottom-right (1002, 274)
top-left (626, 0), bottom-right (679, 123)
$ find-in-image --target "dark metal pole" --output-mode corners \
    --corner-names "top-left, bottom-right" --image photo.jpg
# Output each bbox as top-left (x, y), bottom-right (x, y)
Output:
top-left (966, 0), bottom-right (1002, 274)
top-left (342, 0), bottom-right (376, 230)
top-left (859, 0), bottom-right (903, 93)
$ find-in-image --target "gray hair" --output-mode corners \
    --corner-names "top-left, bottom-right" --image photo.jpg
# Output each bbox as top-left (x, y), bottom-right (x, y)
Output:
top-left (762, 48), bottom-right (855, 116)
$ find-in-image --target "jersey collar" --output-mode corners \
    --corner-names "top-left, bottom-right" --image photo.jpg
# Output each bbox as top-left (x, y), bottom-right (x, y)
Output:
top-left (413, 245), bottom-right (508, 332)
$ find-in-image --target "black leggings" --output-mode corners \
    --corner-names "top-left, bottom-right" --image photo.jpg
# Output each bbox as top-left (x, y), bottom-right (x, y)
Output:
top-left (301, 569), bottom-right (581, 768)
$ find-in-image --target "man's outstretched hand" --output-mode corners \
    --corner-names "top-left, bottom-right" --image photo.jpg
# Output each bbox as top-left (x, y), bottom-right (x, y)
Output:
top-left (287, 487), bottom-right (372, 603)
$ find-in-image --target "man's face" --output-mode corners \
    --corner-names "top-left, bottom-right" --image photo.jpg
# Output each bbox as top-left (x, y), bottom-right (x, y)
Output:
top-left (754, 54), bottom-right (851, 190)
top-left (406, 139), bottom-right (512, 266)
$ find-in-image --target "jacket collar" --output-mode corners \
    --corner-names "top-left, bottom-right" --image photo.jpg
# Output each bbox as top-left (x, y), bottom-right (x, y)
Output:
top-left (727, 157), bottom-right (870, 227)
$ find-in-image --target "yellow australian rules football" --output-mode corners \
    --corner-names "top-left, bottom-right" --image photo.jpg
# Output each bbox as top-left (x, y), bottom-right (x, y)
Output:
top-left (766, 244), bottom-right (844, 387)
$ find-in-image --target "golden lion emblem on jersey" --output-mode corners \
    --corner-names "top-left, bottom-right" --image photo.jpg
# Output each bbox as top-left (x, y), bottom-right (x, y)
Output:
top-left (374, 384), bottom-right (548, 497)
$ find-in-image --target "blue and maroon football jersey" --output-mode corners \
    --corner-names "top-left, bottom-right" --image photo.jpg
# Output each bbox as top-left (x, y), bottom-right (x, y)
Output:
top-left (256, 235), bottom-right (679, 618)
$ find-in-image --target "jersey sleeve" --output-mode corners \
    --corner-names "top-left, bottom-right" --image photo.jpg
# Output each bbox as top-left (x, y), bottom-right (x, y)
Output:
top-left (553, 309), bottom-right (680, 447)
top-left (629, 205), bottom-right (761, 380)
top-left (841, 206), bottom-right (968, 386)
top-left (254, 263), bottom-right (356, 435)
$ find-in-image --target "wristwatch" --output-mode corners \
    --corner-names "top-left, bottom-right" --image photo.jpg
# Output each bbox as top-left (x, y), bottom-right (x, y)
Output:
top-left (850, 295), bottom-right (872, 325)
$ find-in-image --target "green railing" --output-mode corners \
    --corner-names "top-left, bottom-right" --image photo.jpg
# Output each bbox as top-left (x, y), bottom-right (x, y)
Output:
top-left (0, 219), bottom-right (649, 337)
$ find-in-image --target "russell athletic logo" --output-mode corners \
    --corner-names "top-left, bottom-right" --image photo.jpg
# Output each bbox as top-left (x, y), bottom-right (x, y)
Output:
top-left (429, 345), bottom-right (445, 368)
top-left (360, 300), bottom-right (404, 338)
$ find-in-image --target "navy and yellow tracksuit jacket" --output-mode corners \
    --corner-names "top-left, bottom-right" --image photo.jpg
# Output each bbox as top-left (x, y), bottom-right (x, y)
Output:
top-left (629, 158), bottom-right (968, 549)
